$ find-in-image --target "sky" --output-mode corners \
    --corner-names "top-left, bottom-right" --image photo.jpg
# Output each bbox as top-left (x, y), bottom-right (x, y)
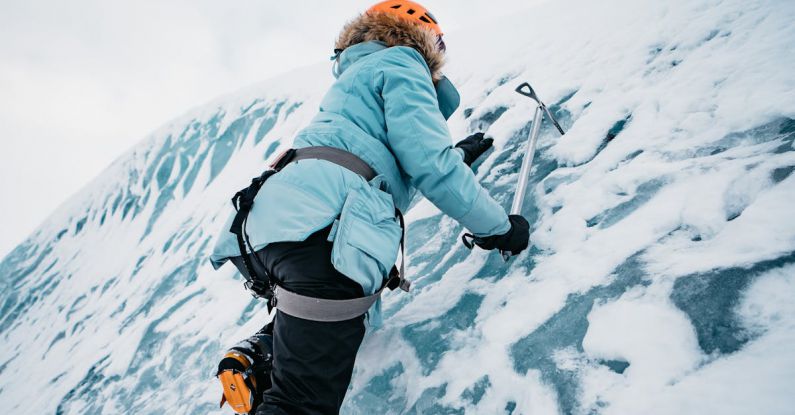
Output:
top-left (0, 0), bottom-right (534, 258)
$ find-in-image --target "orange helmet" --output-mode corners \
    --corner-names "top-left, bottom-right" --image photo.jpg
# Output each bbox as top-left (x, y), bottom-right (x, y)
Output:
top-left (367, 0), bottom-right (443, 36)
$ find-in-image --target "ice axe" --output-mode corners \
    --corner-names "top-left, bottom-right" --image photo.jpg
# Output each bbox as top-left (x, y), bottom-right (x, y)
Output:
top-left (500, 82), bottom-right (566, 261)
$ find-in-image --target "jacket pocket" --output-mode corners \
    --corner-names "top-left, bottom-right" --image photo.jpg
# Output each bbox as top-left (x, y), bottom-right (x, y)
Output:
top-left (331, 183), bottom-right (402, 293)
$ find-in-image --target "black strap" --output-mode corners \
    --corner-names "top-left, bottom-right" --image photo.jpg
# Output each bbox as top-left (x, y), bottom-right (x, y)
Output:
top-left (230, 170), bottom-right (278, 304)
top-left (461, 233), bottom-right (478, 249)
top-left (387, 209), bottom-right (410, 291)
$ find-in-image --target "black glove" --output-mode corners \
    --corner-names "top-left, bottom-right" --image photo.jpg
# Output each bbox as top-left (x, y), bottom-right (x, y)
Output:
top-left (455, 132), bottom-right (493, 166)
top-left (462, 215), bottom-right (530, 255)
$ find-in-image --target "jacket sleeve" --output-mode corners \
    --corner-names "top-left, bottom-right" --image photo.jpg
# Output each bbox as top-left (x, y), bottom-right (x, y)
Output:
top-left (377, 47), bottom-right (510, 237)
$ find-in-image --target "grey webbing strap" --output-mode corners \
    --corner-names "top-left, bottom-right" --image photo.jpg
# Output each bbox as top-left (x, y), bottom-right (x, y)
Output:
top-left (291, 147), bottom-right (377, 181)
top-left (273, 278), bottom-right (395, 322)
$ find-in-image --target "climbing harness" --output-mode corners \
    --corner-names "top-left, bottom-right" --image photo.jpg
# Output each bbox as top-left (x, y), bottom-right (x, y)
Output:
top-left (228, 146), bottom-right (410, 322)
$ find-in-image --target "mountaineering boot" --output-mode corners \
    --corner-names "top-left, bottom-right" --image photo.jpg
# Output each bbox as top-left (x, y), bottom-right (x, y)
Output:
top-left (217, 330), bottom-right (274, 414)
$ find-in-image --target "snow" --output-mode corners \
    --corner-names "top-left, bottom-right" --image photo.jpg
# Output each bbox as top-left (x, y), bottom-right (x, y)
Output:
top-left (576, 265), bottom-right (795, 415)
top-left (2, 0), bottom-right (795, 413)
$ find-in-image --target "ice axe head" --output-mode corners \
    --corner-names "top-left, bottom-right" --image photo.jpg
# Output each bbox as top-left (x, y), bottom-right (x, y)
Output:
top-left (515, 82), bottom-right (540, 104)
top-left (515, 82), bottom-right (566, 136)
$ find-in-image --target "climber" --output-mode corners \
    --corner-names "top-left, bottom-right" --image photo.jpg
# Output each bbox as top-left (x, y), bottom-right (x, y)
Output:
top-left (209, 1), bottom-right (530, 414)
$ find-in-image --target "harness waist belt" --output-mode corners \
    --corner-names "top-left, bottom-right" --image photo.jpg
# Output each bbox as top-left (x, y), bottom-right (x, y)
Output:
top-left (274, 280), bottom-right (386, 323)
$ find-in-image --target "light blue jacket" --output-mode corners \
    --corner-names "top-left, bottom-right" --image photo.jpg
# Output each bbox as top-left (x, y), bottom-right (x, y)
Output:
top-left (211, 41), bottom-right (509, 325)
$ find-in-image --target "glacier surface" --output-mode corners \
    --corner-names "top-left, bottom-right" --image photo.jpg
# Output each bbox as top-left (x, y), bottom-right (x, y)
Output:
top-left (2, 0), bottom-right (795, 413)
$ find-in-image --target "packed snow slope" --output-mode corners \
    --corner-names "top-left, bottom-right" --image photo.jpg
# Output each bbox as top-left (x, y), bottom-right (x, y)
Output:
top-left (2, 0), bottom-right (795, 413)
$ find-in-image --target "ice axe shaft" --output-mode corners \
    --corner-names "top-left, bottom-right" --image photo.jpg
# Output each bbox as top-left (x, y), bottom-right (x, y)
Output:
top-left (509, 105), bottom-right (543, 216)
top-left (501, 82), bottom-right (566, 261)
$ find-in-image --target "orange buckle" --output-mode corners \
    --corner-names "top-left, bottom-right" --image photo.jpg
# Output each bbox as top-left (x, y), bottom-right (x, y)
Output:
top-left (218, 351), bottom-right (257, 414)
top-left (218, 369), bottom-right (254, 414)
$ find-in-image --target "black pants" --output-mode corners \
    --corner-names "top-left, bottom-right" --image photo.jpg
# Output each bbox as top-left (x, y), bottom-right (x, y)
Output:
top-left (254, 227), bottom-right (366, 415)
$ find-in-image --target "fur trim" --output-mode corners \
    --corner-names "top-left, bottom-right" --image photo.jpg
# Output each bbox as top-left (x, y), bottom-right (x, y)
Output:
top-left (335, 12), bottom-right (445, 82)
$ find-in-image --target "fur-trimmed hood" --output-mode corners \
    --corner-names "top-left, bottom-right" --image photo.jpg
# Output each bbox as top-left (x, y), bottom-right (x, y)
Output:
top-left (335, 12), bottom-right (445, 82)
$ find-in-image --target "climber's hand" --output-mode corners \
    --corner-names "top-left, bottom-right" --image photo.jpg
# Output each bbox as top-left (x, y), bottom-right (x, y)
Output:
top-left (463, 215), bottom-right (530, 255)
top-left (455, 132), bottom-right (494, 166)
